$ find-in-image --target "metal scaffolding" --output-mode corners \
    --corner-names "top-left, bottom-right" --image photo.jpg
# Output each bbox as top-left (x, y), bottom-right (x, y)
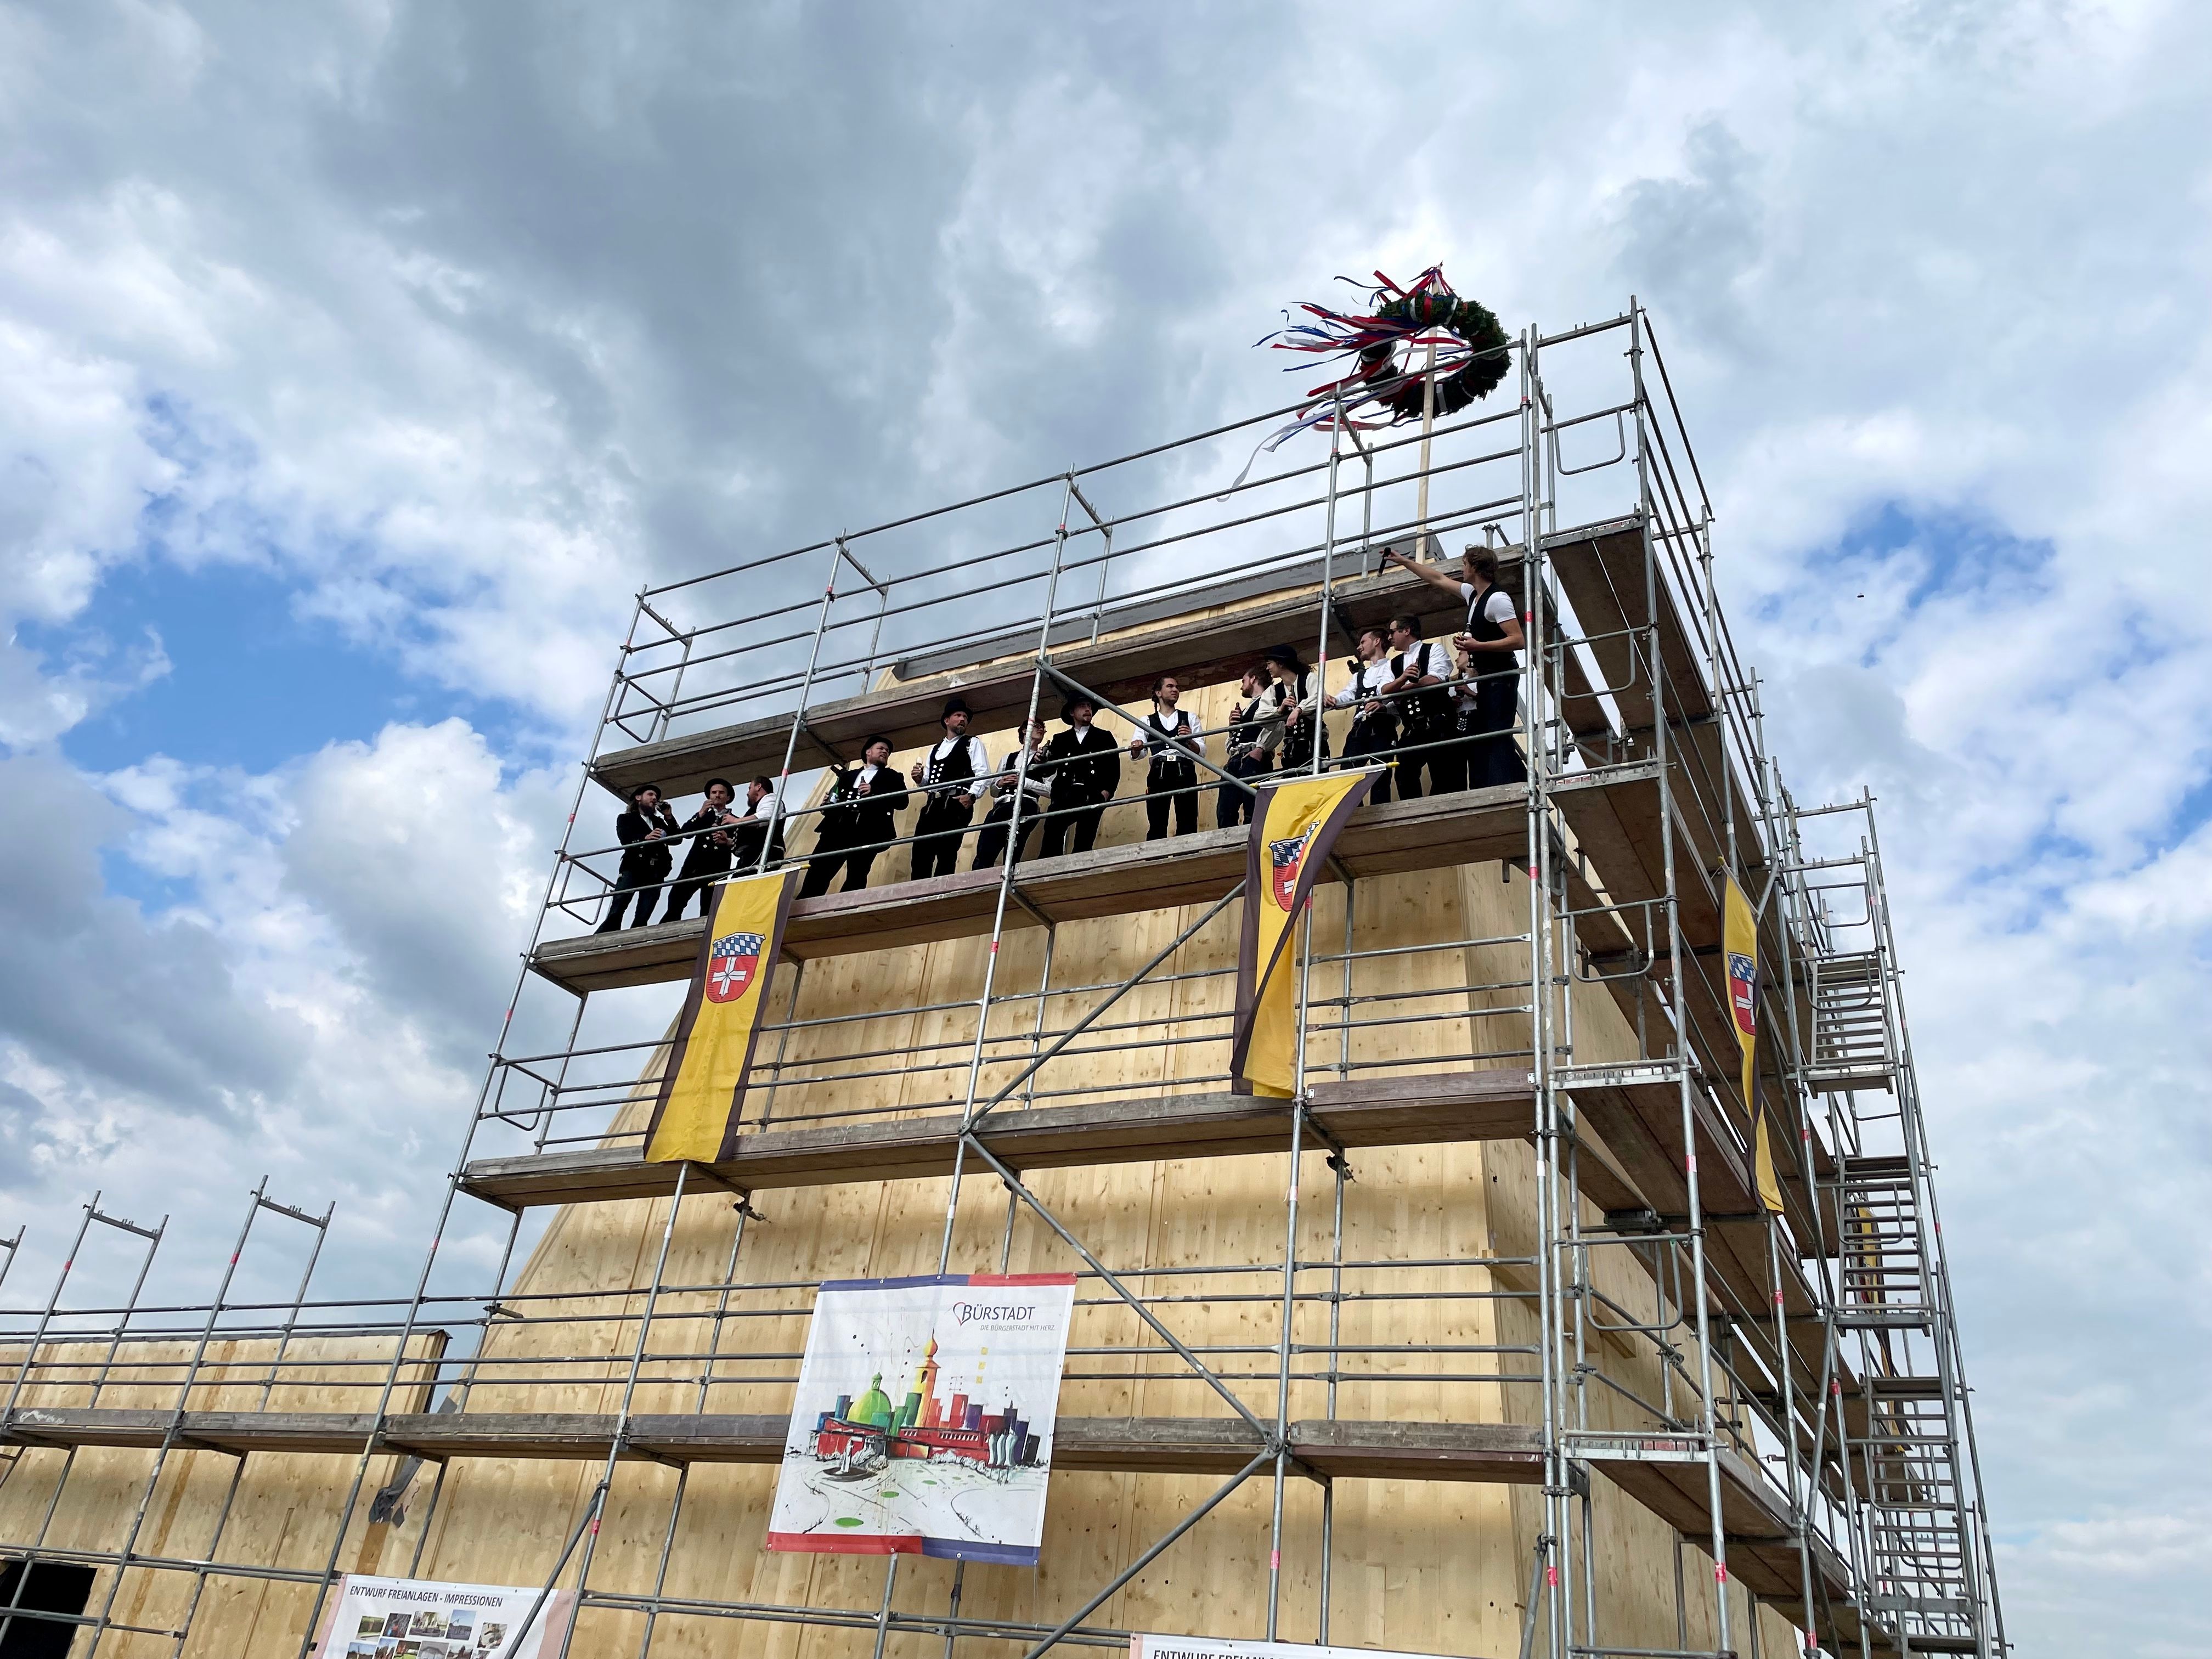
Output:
top-left (0, 301), bottom-right (2005, 1659)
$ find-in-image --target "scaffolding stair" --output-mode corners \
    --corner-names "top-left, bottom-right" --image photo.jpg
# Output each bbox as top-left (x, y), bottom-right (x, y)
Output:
top-left (1805, 949), bottom-right (1895, 1094)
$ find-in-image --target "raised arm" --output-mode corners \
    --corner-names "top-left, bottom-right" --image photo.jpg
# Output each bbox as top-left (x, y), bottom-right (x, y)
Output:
top-left (1383, 548), bottom-right (1462, 596)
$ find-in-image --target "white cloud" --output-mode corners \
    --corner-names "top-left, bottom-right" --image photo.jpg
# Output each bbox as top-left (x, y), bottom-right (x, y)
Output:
top-left (0, 2), bottom-right (2206, 1651)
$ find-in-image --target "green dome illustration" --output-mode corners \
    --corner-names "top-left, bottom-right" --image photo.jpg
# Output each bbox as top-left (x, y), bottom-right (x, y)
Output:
top-left (852, 1373), bottom-right (894, 1427)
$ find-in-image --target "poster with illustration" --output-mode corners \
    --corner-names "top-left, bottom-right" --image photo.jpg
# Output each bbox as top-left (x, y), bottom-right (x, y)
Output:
top-left (767, 1271), bottom-right (1078, 1565)
top-left (314, 1572), bottom-right (571, 1658)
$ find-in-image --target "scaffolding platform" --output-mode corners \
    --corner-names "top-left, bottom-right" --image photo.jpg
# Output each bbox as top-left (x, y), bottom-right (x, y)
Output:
top-left (590, 552), bottom-right (1527, 803)
top-left (461, 1071), bottom-right (1641, 1211)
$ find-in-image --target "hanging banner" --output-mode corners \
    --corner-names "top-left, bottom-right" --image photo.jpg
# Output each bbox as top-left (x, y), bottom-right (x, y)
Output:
top-left (1231, 769), bottom-right (1379, 1098)
top-left (311, 1571), bottom-right (575, 1658)
top-left (1131, 1638), bottom-right (1460, 1659)
top-left (643, 868), bottom-right (798, 1164)
top-left (768, 1272), bottom-right (1079, 1564)
top-left (1724, 876), bottom-right (1785, 1216)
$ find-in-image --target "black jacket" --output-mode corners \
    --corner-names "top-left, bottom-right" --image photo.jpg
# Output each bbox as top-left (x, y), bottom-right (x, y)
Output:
top-left (815, 763), bottom-right (908, 851)
top-left (675, 803), bottom-right (742, 877)
top-left (1042, 725), bottom-right (1121, 804)
top-left (615, 803), bottom-right (681, 880)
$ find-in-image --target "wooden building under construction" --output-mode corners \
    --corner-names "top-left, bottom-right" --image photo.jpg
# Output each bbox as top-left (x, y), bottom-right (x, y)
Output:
top-left (0, 305), bottom-right (2004, 1659)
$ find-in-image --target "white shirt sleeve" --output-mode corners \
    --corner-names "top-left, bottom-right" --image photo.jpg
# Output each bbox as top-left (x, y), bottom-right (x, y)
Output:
top-left (1482, 589), bottom-right (1516, 627)
top-left (965, 737), bottom-right (990, 787)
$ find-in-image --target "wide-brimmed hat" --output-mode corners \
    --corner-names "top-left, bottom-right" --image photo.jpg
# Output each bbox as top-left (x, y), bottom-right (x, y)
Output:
top-left (701, 777), bottom-right (736, 797)
top-left (1059, 692), bottom-right (1098, 723)
top-left (860, 733), bottom-right (895, 755)
top-left (939, 694), bottom-right (972, 721)
top-left (627, 782), bottom-right (663, 802)
top-left (1262, 642), bottom-right (1307, 671)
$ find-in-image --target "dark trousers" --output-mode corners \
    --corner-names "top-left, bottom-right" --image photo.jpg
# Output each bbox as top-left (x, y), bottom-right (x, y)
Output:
top-left (909, 796), bottom-right (974, 882)
top-left (1418, 721), bottom-right (1468, 794)
top-left (1144, 769), bottom-right (1198, 840)
top-left (660, 844), bottom-right (735, 923)
top-left (798, 841), bottom-right (879, 899)
top-left (972, 797), bottom-right (1039, 869)
top-left (1341, 718), bottom-right (1400, 804)
top-left (598, 864), bottom-right (670, 930)
top-left (1040, 795), bottom-right (1107, 858)
top-left (1217, 752), bottom-right (1268, 827)
top-left (1462, 678), bottom-right (1526, 788)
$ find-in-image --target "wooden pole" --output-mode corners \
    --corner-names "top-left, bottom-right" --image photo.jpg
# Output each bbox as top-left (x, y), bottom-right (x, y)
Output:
top-left (1415, 340), bottom-right (1438, 554)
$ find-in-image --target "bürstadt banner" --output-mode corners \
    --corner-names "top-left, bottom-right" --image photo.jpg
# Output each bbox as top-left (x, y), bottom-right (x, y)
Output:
top-left (768, 1272), bottom-right (1079, 1565)
top-left (644, 868), bottom-right (798, 1164)
top-left (1724, 874), bottom-right (1786, 1216)
top-left (1231, 769), bottom-right (1379, 1097)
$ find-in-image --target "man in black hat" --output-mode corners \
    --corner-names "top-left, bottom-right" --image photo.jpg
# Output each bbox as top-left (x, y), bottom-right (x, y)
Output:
top-left (799, 736), bottom-right (907, 898)
top-left (1261, 642), bottom-right (1327, 774)
top-left (596, 783), bottom-right (680, 931)
top-left (906, 695), bottom-right (991, 881)
top-left (1037, 691), bottom-right (1120, 857)
top-left (658, 777), bottom-right (743, 924)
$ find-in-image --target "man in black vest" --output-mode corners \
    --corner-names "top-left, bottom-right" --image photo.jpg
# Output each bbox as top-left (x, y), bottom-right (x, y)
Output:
top-left (1381, 614), bottom-right (1452, 797)
top-left (907, 695), bottom-right (990, 880)
top-left (1127, 673), bottom-right (1200, 840)
top-left (659, 777), bottom-right (743, 924)
top-left (1324, 625), bottom-right (1403, 802)
top-left (596, 783), bottom-right (679, 931)
top-left (1262, 643), bottom-right (1327, 774)
top-left (973, 715), bottom-right (1051, 870)
top-left (725, 775), bottom-right (787, 874)
top-left (1384, 544), bottom-right (1526, 788)
top-left (799, 736), bottom-right (907, 898)
top-left (1216, 664), bottom-right (1273, 828)
top-left (1039, 692), bottom-right (1120, 857)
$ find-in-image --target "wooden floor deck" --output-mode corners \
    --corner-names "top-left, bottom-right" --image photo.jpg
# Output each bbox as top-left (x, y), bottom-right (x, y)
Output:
top-left (0, 1402), bottom-right (1876, 1647)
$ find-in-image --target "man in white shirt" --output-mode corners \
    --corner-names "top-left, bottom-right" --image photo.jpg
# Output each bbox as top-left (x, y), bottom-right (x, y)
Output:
top-left (1216, 664), bottom-right (1274, 828)
top-left (973, 715), bottom-right (1052, 870)
top-left (907, 695), bottom-right (991, 881)
top-left (1127, 673), bottom-right (1202, 840)
top-left (1325, 625), bottom-right (1406, 802)
top-left (1380, 614), bottom-right (1451, 798)
top-left (1383, 543), bottom-right (1526, 788)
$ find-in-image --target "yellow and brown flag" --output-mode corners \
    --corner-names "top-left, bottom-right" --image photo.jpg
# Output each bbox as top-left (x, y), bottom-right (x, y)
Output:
top-left (1231, 769), bottom-right (1378, 1098)
top-left (1724, 875), bottom-right (1786, 1216)
top-left (643, 869), bottom-right (798, 1164)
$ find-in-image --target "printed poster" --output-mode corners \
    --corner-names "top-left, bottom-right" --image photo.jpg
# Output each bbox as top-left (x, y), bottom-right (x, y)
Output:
top-left (1130, 1637), bottom-right (1455, 1659)
top-left (310, 1572), bottom-right (575, 1658)
top-left (768, 1272), bottom-right (1079, 1565)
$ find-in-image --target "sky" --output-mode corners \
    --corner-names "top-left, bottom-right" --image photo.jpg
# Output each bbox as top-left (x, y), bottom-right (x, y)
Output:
top-left (0, 1), bottom-right (2208, 1652)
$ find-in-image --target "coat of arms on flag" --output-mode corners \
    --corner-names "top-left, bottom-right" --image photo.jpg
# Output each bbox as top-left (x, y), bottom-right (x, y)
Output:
top-left (1269, 828), bottom-right (1316, 911)
top-left (1727, 949), bottom-right (1756, 1041)
top-left (644, 872), bottom-right (797, 1165)
top-left (707, 931), bottom-right (766, 1005)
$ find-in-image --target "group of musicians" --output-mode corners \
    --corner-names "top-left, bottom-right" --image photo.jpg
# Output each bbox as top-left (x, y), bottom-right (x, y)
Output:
top-left (595, 543), bottom-right (1526, 927)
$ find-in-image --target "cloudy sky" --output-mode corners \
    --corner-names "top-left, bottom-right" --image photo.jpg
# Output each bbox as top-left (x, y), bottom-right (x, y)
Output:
top-left (2, 1), bottom-right (2208, 1651)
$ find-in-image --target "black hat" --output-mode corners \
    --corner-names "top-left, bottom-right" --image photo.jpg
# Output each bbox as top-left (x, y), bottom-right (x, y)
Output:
top-left (702, 777), bottom-right (736, 798)
top-left (940, 694), bottom-right (972, 721)
top-left (1263, 642), bottom-right (1307, 671)
top-left (628, 782), bottom-right (662, 802)
top-left (1059, 692), bottom-right (1097, 723)
top-left (860, 733), bottom-right (895, 754)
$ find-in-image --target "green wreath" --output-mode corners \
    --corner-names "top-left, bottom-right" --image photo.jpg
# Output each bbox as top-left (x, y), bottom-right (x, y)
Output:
top-left (1359, 290), bottom-right (1513, 420)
